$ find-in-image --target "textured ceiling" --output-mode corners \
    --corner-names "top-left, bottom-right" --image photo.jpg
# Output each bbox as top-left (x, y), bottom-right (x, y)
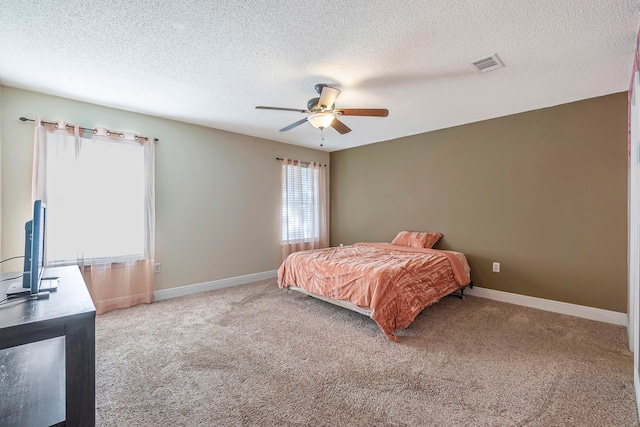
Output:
top-left (0, 1), bottom-right (638, 152)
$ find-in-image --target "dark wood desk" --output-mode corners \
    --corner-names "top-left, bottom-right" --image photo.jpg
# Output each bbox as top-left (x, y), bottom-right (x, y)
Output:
top-left (0, 266), bottom-right (96, 427)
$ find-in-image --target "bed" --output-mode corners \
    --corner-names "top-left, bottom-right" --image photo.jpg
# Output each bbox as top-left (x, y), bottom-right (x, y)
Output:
top-left (277, 231), bottom-right (472, 342)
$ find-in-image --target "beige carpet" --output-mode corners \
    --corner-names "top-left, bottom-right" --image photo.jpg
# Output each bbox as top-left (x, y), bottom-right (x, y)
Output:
top-left (96, 279), bottom-right (638, 426)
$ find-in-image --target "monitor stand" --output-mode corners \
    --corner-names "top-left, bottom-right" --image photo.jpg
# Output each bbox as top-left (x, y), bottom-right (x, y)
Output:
top-left (5, 277), bottom-right (59, 296)
top-left (40, 278), bottom-right (59, 292)
top-left (5, 281), bottom-right (29, 296)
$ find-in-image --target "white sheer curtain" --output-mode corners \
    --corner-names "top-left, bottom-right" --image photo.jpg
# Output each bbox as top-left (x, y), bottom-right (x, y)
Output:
top-left (32, 117), bottom-right (155, 314)
top-left (280, 158), bottom-right (328, 260)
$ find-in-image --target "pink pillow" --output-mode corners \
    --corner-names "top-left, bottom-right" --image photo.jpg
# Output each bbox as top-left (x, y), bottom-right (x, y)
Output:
top-left (391, 231), bottom-right (442, 249)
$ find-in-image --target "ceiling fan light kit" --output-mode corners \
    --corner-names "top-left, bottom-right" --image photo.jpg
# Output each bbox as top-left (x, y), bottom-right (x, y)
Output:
top-left (256, 83), bottom-right (389, 144)
top-left (308, 113), bottom-right (335, 129)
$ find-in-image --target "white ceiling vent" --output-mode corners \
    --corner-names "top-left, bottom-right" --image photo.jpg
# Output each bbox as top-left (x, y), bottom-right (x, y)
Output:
top-left (471, 54), bottom-right (504, 73)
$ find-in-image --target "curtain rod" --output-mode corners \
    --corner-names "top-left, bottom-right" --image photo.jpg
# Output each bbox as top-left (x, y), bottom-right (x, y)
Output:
top-left (276, 157), bottom-right (326, 167)
top-left (19, 117), bottom-right (159, 142)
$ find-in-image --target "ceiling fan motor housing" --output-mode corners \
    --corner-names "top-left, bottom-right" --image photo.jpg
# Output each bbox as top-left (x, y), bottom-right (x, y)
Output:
top-left (314, 83), bottom-right (328, 94)
top-left (308, 97), bottom-right (321, 111)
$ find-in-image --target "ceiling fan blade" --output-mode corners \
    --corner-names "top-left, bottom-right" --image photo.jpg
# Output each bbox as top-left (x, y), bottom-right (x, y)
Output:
top-left (279, 118), bottom-right (309, 132)
top-left (318, 86), bottom-right (341, 109)
top-left (330, 118), bottom-right (351, 134)
top-left (256, 106), bottom-right (309, 113)
top-left (335, 108), bottom-right (389, 117)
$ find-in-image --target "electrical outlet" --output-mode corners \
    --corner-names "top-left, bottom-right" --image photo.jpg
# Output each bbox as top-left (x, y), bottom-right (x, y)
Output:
top-left (339, 243), bottom-right (344, 247)
top-left (154, 263), bottom-right (161, 274)
top-left (492, 262), bottom-right (500, 273)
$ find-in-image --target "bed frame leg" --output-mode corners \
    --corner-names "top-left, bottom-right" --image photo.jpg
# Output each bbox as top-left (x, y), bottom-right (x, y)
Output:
top-left (450, 281), bottom-right (473, 300)
top-left (449, 288), bottom-right (464, 300)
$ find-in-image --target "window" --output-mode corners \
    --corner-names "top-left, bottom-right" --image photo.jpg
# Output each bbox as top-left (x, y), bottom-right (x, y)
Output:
top-left (281, 163), bottom-right (319, 243)
top-left (32, 118), bottom-right (155, 314)
top-left (44, 131), bottom-right (146, 264)
top-left (279, 158), bottom-right (327, 259)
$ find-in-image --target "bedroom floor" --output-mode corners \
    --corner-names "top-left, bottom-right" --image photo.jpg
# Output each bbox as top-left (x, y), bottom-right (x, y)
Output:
top-left (95, 279), bottom-right (638, 426)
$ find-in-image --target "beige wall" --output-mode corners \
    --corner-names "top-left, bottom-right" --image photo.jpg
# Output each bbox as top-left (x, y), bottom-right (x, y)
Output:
top-left (330, 93), bottom-right (628, 312)
top-left (0, 86), bottom-right (329, 291)
top-left (2, 86), bottom-right (628, 312)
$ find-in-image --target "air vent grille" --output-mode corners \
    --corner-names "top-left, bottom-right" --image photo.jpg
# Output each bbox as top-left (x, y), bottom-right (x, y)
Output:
top-left (471, 54), bottom-right (504, 73)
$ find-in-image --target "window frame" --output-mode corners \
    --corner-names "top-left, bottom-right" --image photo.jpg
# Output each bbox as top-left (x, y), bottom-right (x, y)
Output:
top-left (43, 131), bottom-right (147, 266)
top-left (280, 162), bottom-right (321, 244)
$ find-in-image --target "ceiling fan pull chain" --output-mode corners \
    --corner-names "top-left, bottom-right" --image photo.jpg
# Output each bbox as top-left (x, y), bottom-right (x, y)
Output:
top-left (320, 128), bottom-right (324, 147)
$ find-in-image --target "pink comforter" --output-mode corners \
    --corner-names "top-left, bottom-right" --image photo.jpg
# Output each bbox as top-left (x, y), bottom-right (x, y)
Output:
top-left (277, 243), bottom-right (471, 342)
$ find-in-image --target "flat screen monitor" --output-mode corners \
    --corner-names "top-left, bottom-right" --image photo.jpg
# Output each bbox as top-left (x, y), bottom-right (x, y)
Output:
top-left (28, 200), bottom-right (46, 294)
top-left (21, 219), bottom-right (33, 288)
top-left (6, 200), bottom-right (49, 297)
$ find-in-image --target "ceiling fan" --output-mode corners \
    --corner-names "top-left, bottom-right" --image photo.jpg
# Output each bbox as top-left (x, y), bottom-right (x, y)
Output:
top-left (256, 84), bottom-right (389, 135)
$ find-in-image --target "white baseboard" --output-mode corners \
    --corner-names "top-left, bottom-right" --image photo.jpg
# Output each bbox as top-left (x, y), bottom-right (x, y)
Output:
top-left (153, 274), bottom-right (627, 327)
top-left (154, 270), bottom-right (278, 301)
top-left (636, 368), bottom-right (640, 423)
top-left (465, 286), bottom-right (628, 327)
